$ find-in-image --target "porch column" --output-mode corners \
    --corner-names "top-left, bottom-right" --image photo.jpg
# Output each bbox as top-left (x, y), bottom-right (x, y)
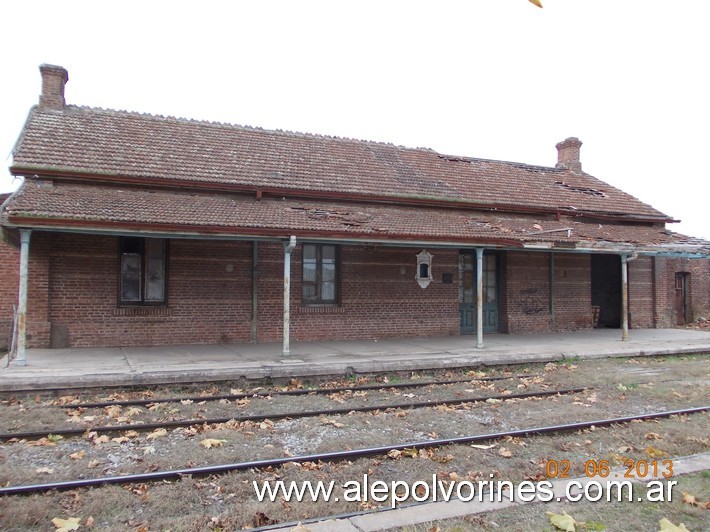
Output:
top-left (621, 254), bottom-right (629, 341)
top-left (282, 236), bottom-right (297, 356)
top-left (476, 247), bottom-right (484, 349)
top-left (15, 229), bottom-right (31, 366)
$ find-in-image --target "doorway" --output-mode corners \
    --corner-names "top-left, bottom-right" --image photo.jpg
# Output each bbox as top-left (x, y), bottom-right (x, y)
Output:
top-left (591, 254), bottom-right (622, 328)
top-left (674, 273), bottom-right (689, 325)
top-left (459, 252), bottom-right (499, 334)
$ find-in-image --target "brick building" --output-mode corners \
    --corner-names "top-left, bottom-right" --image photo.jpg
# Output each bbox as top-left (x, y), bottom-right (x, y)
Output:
top-left (1, 65), bottom-right (708, 360)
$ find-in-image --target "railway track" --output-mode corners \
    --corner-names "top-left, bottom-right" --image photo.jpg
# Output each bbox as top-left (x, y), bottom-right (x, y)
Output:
top-left (2, 405), bottom-right (706, 496)
top-left (0, 386), bottom-right (583, 441)
top-left (60, 373), bottom-right (540, 409)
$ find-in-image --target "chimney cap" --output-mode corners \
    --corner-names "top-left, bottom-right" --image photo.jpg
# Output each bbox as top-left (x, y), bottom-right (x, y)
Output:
top-left (555, 137), bottom-right (582, 150)
top-left (39, 63), bottom-right (69, 80)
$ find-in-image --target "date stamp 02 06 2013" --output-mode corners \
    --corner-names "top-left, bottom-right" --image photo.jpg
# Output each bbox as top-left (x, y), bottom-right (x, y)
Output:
top-left (545, 459), bottom-right (674, 480)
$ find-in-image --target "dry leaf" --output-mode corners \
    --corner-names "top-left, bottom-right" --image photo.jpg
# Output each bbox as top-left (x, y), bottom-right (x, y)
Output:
top-left (200, 438), bottom-right (227, 448)
top-left (143, 446), bottom-right (156, 455)
top-left (112, 436), bottom-right (130, 444)
top-left (681, 492), bottom-right (698, 507)
top-left (387, 449), bottom-right (402, 459)
top-left (69, 450), bottom-right (85, 460)
top-left (645, 432), bottom-right (663, 441)
top-left (87, 459), bottom-right (101, 469)
top-left (659, 518), bottom-right (690, 531)
top-left (645, 445), bottom-right (666, 458)
top-left (181, 399), bottom-right (194, 405)
top-left (51, 517), bottom-right (81, 532)
top-left (498, 447), bottom-right (512, 458)
top-left (146, 428), bottom-right (168, 440)
top-left (546, 511), bottom-right (580, 532)
top-left (93, 435), bottom-right (110, 444)
top-left (321, 419), bottom-right (345, 428)
top-left (36, 467), bottom-right (55, 474)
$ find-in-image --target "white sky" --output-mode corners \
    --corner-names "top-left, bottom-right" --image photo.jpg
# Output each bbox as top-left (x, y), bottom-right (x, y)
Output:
top-left (1, 1), bottom-right (708, 239)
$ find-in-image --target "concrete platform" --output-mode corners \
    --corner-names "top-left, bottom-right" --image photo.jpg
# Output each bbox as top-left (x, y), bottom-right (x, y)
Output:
top-left (1, 328), bottom-right (709, 391)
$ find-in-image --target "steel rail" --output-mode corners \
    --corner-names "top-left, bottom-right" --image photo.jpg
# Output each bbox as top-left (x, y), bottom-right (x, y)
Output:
top-left (66, 374), bottom-right (539, 409)
top-left (2, 405), bottom-right (707, 496)
top-left (0, 387), bottom-right (583, 441)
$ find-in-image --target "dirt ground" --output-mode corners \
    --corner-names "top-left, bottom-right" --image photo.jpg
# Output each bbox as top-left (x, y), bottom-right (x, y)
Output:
top-left (0, 354), bottom-right (708, 531)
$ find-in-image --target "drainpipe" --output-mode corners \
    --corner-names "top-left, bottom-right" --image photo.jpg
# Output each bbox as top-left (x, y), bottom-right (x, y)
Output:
top-left (251, 241), bottom-right (258, 343)
top-left (620, 252), bottom-right (638, 342)
top-left (15, 229), bottom-right (31, 366)
top-left (476, 247), bottom-right (484, 349)
top-left (282, 236), bottom-right (297, 356)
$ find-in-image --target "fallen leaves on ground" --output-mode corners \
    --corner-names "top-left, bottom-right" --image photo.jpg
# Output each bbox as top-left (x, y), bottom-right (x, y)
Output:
top-left (659, 518), bottom-right (690, 531)
top-left (51, 516), bottom-right (81, 531)
top-left (200, 438), bottom-right (227, 448)
top-left (146, 428), bottom-right (168, 440)
top-left (546, 511), bottom-right (582, 531)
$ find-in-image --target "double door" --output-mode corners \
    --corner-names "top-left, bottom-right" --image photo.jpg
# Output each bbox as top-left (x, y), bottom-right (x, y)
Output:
top-left (459, 252), bottom-right (498, 334)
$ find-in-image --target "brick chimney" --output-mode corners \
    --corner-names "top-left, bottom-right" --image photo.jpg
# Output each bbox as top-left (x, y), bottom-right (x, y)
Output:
top-left (555, 137), bottom-right (582, 173)
top-left (39, 64), bottom-right (69, 110)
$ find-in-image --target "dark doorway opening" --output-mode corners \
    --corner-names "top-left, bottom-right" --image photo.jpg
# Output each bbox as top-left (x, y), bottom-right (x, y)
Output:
top-left (674, 272), bottom-right (689, 325)
top-left (591, 254), bottom-right (621, 328)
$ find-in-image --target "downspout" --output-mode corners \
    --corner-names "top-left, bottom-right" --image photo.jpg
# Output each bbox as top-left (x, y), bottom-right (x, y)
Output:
top-left (15, 229), bottom-right (31, 366)
top-left (282, 236), bottom-right (297, 356)
top-left (476, 247), bottom-right (484, 349)
top-left (251, 241), bottom-right (258, 342)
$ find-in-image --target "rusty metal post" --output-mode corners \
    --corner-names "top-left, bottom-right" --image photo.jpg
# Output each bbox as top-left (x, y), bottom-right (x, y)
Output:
top-left (621, 254), bottom-right (629, 341)
top-left (15, 229), bottom-right (31, 366)
top-left (282, 236), bottom-right (297, 356)
top-left (476, 247), bottom-right (484, 349)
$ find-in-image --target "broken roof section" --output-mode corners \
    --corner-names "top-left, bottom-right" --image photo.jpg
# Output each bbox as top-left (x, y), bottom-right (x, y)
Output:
top-left (4, 181), bottom-right (708, 256)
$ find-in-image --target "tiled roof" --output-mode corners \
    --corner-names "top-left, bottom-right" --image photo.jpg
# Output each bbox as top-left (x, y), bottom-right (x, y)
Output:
top-left (4, 181), bottom-right (705, 255)
top-left (10, 106), bottom-right (669, 220)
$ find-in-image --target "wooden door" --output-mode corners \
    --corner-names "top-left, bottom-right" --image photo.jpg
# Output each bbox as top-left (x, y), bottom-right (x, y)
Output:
top-left (674, 273), bottom-right (688, 325)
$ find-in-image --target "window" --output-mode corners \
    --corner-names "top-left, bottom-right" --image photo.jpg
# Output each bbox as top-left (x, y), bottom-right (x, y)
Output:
top-left (302, 244), bottom-right (338, 304)
top-left (120, 237), bottom-right (167, 305)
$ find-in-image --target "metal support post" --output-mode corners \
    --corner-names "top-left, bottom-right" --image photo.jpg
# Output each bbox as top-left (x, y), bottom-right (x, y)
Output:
top-left (15, 229), bottom-right (31, 366)
top-left (621, 254), bottom-right (629, 341)
top-left (476, 247), bottom-right (484, 349)
top-left (282, 236), bottom-right (297, 356)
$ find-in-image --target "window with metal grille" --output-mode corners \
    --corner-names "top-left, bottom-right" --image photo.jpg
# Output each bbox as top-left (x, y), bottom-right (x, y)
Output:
top-left (302, 244), bottom-right (338, 305)
top-left (119, 237), bottom-right (167, 305)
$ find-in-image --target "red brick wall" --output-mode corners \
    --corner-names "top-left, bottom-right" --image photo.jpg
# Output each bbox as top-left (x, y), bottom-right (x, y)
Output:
top-left (28, 235), bottom-right (460, 348)
top-left (503, 252), bottom-right (551, 333)
top-left (662, 257), bottom-right (710, 325)
top-left (20, 232), bottom-right (705, 349)
top-left (502, 252), bottom-right (593, 333)
top-left (42, 234), bottom-right (253, 348)
top-left (0, 229), bottom-right (19, 350)
top-left (257, 245), bottom-right (460, 342)
top-left (553, 253), bottom-right (593, 330)
top-left (629, 256), bottom-right (654, 329)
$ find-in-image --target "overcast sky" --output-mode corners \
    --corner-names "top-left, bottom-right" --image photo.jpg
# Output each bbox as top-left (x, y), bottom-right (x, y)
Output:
top-left (1, 1), bottom-right (708, 238)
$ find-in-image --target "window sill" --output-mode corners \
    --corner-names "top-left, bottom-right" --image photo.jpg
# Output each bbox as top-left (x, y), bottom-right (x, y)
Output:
top-left (113, 307), bottom-right (172, 317)
top-left (296, 306), bottom-right (345, 315)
